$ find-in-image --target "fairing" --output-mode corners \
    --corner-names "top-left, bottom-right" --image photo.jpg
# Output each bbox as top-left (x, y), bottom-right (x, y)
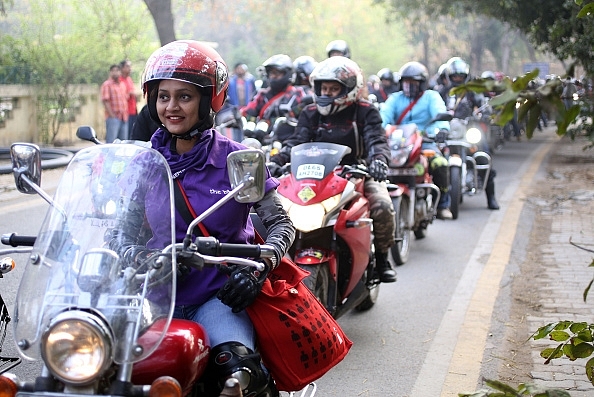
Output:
top-left (13, 144), bottom-right (176, 365)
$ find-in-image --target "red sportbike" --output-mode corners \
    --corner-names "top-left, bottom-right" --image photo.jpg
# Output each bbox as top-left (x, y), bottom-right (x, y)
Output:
top-left (276, 142), bottom-right (380, 319)
top-left (385, 113), bottom-right (452, 265)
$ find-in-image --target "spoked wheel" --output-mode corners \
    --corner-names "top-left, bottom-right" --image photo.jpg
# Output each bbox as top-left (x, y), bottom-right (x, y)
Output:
top-left (298, 263), bottom-right (330, 308)
top-left (449, 166), bottom-right (461, 220)
top-left (391, 196), bottom-right (411, 266)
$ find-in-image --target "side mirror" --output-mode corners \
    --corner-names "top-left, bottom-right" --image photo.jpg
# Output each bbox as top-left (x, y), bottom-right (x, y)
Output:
top-left (76, 126), bottom-right (102, 144)
top-left (227, 149), bottom-right (266, 203)
top-left (10, 143), bottom-right (41, 194)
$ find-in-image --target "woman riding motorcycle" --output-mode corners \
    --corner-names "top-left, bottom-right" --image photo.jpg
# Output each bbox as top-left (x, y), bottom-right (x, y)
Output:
top-left (110, 40), bottom-right (295, 397)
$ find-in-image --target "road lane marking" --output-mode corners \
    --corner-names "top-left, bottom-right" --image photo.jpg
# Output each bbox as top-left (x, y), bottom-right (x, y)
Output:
top-left (409, 135), bottom-right (557, 397)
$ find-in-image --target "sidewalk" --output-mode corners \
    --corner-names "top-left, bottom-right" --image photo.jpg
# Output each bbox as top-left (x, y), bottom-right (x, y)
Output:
top-left (494, 133), bottom-right (594, 395)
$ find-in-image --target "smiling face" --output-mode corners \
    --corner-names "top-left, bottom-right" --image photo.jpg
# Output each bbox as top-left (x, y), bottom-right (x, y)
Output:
top-left (156, 79), bottom-right (202, 135)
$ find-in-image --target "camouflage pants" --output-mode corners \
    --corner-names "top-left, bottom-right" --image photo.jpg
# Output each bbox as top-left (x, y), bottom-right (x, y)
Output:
top-left (364, 179), bottom-right (395, 253)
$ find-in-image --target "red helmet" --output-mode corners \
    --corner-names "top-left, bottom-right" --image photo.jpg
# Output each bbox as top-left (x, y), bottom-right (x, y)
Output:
top-left (142, 40), bottom-right (229, 113)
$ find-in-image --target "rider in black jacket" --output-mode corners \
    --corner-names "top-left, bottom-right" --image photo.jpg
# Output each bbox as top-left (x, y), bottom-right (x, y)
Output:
top-left (269, 56), bottom-right (397, 283)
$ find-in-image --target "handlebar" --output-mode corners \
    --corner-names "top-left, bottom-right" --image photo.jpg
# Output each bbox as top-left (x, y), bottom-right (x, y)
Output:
top-left (195, 237), bottom-right (274, 259)
top-left (1, 233), bottom-right (36, 247)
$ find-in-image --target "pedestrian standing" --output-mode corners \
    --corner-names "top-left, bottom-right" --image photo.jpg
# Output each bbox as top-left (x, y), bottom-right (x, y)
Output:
top-left (120, 59), bottom-right (138, 134)
top-left (101, 64), bottom-right (128, 143)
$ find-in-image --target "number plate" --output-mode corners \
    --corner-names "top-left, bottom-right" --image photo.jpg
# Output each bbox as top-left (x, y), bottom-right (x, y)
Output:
top-left (387, 168), bottom-right (417, 176)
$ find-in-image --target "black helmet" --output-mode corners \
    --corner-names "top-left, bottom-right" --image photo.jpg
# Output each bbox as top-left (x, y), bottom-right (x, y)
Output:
top-left (262, 54), bottom-right (294, 93)
top-left (446, 57), bottom-right (470, 86)
top-left (325, 40), bottom-right (351, 58)
top-left (293, 55), bottom-right (318, 86)
top-left (377, 68), bottom-right (394, 83)
top-left (398, 61), bottom-right (429, 98)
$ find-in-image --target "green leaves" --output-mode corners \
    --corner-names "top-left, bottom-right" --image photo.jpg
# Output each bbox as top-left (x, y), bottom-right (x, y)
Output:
top-left (576, 1), bottom-right (594, 18)
top-left (452, 70), bottom-right (585, 143)
top-left (457, 379), bottom-right (572, 396)
top-left (532, 321), bottom-right (594, 369)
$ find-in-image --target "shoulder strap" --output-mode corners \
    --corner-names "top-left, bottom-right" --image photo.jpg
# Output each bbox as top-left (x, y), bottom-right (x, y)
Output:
top-left (396, 92), bottom-right (424, 125)
top-left (173, 179), bottom-right (209, 237)
top-left (258, 91), bottom-right (287, 119)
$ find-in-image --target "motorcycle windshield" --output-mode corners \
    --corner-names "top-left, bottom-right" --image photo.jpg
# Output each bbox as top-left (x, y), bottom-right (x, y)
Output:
top-left (14, 144), bottom-right (176, 364)
top-left (389, 124), bottom-right (418, 148)
top-left (290, 142), bottom-right (351, 180)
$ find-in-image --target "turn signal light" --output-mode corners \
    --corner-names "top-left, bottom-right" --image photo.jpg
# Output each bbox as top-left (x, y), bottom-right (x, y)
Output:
top-left (0, 375), bottom-right (18, 397)
top-left (149, 376), bottom-right (182, 397)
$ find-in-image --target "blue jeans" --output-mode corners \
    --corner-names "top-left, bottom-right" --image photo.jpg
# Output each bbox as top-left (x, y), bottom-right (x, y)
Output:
top-left (173, 295), bottom-right (255, 349)
top-left (105, 117), bottom-right (129, 143)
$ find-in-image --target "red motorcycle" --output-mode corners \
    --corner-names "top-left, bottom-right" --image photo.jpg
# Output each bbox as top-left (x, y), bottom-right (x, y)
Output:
top-left (385, 113), bottom-right (452, 265)
top-left (276, 142), bottom-right (379, 319)
top-left (0, 134), bottom-right (316, 397)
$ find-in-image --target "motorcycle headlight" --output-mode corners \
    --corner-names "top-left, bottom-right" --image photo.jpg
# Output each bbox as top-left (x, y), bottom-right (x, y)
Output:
top-left (41, 311), bottom-right (113, 385)
top-left (283, 194), bottom-right (342, 232)
top-left (389, 146), bottom-right (412, 167)
top-left (466, 127), bottom-right (482, 144)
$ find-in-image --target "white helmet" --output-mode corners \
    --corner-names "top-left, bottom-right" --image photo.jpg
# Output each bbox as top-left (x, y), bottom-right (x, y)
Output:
top-left (309, 56), bottom-right (364, 116)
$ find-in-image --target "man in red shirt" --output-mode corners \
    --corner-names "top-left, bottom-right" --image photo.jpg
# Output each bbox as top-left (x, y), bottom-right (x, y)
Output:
top-left (119, 59), bottom-right (138, 134)
top-left (101, 64), bottom-right (128, 142)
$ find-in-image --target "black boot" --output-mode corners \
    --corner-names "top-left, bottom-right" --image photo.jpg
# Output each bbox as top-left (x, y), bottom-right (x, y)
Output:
top-left (375, 251), bottom-right (397, 283)
top-left (485, 172), bottom-right (499, 210)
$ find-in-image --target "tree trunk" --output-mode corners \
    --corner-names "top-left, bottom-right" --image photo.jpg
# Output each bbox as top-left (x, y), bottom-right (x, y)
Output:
top-left (499, 27), bottom-right (514, 73)
top-left (143, 0), bottom-right (176, 45)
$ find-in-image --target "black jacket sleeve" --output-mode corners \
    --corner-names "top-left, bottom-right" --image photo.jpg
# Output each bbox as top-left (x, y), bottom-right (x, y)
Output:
top-left (358, 102), bottom-right (391, 164)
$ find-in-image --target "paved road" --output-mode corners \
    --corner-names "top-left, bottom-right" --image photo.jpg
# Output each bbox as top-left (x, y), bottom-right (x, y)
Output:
top-left (3, 130), bottom-right (592, 396)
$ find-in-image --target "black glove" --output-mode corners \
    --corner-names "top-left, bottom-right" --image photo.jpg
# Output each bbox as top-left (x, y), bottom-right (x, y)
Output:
top-left (217, 261), bottom-right (270, 313)
top-left (368, 158), bottom-right (388, 181)
top-left (266, 162), bottom-right (282, 177)
top-left (123, 246), bottom-right (160, 267)
top-left (436, 129), bottom-right (448, 143)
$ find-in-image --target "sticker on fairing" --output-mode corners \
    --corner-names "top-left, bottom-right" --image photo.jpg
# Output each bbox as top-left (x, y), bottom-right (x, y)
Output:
top-left (296, 163), bottom-right (325, 179)
top-left (297, 186), bottom-right (316, 202)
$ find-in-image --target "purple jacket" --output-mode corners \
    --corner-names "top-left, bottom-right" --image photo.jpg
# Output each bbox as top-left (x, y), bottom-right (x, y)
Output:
top-left (148, 128), bottom-right (278, 306)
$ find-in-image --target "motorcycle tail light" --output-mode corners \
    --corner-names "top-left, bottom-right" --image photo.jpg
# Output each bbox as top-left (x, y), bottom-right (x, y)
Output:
top-left (466, 127), bottom-right (482, 144)
top-left (41, 311), bottom-right (113, 385)
top-left (0, 374), bottom-right (18, 397)
top-left (421, 149), bottom-right (435, 157)
top-left (149, 376), bottom-right (182, 397)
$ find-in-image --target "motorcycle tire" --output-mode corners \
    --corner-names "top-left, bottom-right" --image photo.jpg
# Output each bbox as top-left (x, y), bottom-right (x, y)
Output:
top-left (391, 196), bottom-right (411, 266)
top-left (355, 276), bottom-right (380, 312)
top-left (298, 263), bottom-right (330, 309)
top-left (449, 166), bottom-right (462, 220)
